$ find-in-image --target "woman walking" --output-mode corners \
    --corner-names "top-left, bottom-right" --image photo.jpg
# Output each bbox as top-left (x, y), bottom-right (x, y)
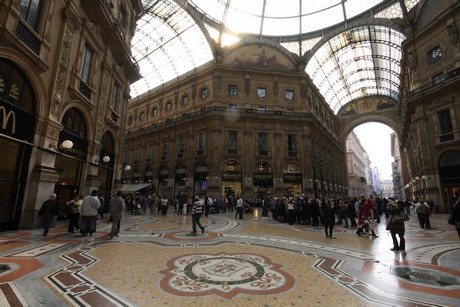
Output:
top-left (66, 194), bottom-right (82, 234)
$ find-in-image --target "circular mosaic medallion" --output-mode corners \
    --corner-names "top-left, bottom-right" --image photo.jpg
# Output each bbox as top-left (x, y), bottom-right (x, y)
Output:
top-left (160, 253), bottom-right (294, 299)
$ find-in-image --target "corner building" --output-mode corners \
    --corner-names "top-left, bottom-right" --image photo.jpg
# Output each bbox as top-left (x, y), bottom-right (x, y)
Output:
top-left (0, 0), bottom-right (142, 230)
top-left (125, 43), bottom-right (347, 201)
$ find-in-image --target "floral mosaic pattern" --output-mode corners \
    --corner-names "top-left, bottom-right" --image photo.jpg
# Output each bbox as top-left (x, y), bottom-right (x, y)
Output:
top-left (160, 253), bottom-right (294, 299)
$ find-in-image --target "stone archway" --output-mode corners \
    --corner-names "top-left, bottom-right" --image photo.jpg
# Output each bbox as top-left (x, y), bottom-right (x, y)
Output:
top-left (338, 97), bottom-right (402, 198)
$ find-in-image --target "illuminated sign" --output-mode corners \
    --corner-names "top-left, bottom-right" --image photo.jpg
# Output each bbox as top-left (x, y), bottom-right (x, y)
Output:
top-left (0, 101), bottom-right (35, 142)
top-left (0, 106), bottom-right (16, 133)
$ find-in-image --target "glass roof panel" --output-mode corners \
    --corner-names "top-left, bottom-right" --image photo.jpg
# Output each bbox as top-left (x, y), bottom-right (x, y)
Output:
top-left (345, 0), bottom-right (383, 19)
top-left (302, 5), bottom-right (345, 34)
top-left (130, 0), bottom-right (213, 97)
top-left (306, 24), bottom-right (405, 114)
top-left (188, 0), bottom-right (388, 37)
top-left (131, 0), bottom-right (415, 110)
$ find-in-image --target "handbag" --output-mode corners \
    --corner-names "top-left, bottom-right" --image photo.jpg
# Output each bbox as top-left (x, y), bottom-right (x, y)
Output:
top-left (392, 211), bottom-right (409, 223)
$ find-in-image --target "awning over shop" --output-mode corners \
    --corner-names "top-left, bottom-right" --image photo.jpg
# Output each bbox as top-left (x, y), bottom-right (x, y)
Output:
top-left (120, 183), bottom-right (152, 193)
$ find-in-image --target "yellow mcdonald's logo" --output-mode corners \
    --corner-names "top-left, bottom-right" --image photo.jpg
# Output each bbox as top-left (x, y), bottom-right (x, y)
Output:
top-left (0, 106), bottom-right (16, 133)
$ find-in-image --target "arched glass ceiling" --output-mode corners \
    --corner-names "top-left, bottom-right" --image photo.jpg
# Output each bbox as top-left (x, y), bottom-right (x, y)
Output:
top-left (130, 0), bottom-right (214, 97)
top-left (189, 0), bottom-right (389, 37)
top-left (131, 0), bottom-right (419, 110)
top-left (306, 25), bottom-right (406, 115)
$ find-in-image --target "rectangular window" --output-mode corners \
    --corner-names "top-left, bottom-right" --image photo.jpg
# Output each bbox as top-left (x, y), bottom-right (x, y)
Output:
top-left (286, 109), bottom-right (294, 116)
top-left (166, 102), bottom-right (172, 111)
top-left (151, 107), bottom-right (158, 116)
top-left (427, 45), bottom-right (442, 65)
top-left (197, 133), bottom-right (205, 150)
top-left (201, 88), bottom-right (208, 99)
top-left (146, 144), bottom-right (153, 162)
top-left (20, 0), bottom-right (42, 30)
top-left (183, 95), bottom-right (189, 105)
top-left (111, 83), bottom-right (119, 111)
top-left (437, 109), bottom-right (454, 142)
top-left (162, 141), bottom-right (168, 156)
top-left (228, 104), bottom-right (237, 111)
top-left (177, 137), bottom-right (185, 158)
top-left (433, 73), bottom-right (445, 85)
top-left (228, 131), bottom-right (237, 146)
top-left (228, 85), bottom-right (238, 96)
top-left (161, 141), bottom-right (168, 161)
top-left (258, 133), bottom-right (268, 151)
top-left (288, 134), bottom-right (296, 152)
top-left (134, 148), bottom-right (140, 164)
top-left (80, 44), bottom-right (93, 83)
top-left (258, 106), bottom-right (266, 114)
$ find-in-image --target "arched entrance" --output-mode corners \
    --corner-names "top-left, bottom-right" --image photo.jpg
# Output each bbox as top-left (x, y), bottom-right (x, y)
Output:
top-left (0, 59), bottom-right (36, 230)
top-left (174, 164), bottom-right (186, 197)
top-left (283, 162), bottom-right (303, 197)
top-left (54, 107), bottom-right (88, 218)
top-left (158, 165), bottom-right (169, 196)
top-left (194, 162), bottom-right (208, 196)
top-left (253, 161), bottom-right (273, 205)
top-left (221, 160), bottom-right (242, 200)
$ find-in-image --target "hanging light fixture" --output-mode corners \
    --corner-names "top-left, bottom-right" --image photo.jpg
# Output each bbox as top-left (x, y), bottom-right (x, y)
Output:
top-left (102, 155), bottom-right (110, 163)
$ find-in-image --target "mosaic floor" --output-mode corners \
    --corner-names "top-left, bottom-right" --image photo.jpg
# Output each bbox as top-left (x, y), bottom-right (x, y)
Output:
top-left (1, 208), bottom-right (459, 306)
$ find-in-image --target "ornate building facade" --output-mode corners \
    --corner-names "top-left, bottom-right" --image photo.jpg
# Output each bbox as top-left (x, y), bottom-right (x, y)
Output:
top-left (0, 0), bottom-right (141, 230)
top-left (346, 131), bottom-right (371, 197)
top-left (124, 43), bottom-right (348, 202)
top-left (399, 0), bottom-right (460, 210)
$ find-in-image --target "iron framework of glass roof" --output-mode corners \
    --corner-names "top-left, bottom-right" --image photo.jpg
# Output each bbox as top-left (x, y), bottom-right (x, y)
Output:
top-left (131, 0), bottom-right (420, 114)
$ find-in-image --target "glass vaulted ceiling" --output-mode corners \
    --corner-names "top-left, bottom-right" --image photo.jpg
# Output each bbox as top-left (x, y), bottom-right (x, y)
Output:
top-left (131, 0), bottom-right (420, 113)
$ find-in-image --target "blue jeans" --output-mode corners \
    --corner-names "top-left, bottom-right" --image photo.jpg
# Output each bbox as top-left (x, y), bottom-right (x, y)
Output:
top-left (80, 215), bottom-right (97, 236)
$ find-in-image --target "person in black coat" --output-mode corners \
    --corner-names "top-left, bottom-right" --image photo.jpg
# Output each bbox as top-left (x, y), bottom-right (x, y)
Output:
top-left (38, 193), bottom-right (59, 236)
top-left (387, 201), bottom-right (407, 251)
top-left (322, 197), bottom-right (336, 238)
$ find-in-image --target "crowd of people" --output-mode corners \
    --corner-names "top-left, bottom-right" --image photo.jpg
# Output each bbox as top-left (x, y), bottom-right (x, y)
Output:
top-left (38, 189), bottom-right (460, 247)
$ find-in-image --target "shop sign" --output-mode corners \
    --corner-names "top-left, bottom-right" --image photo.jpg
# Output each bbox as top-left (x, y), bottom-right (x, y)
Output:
top-left (222, 171), bottom-right (242, 181)
top-left (0, 100), bottom-right (35, 142)
top-left (284, 173), bottom-right (302, 182)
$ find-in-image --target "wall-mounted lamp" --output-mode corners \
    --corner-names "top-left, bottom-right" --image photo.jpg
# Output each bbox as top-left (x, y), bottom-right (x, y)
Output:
top-left (315, 179), bottom-right (319, 183)
top-left (102, 155), bottom-right (110, 163)
top-left (308, 179), bottom-right (313, 182)
top-left (49, 139), bottom-right (73, 150)
top-left (421, 175), bottom-right (430, 180)
top-left (415, 176), bottom-right (420, 180)
top-left (124, 165), bottom-right (132, 171)
top-left (412, 179), bottom-right (416, 183)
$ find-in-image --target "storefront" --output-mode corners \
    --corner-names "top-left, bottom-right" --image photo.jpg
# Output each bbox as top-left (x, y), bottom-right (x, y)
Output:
top-left (253, 161), bottom-right (273, 204)
top-left (283, 162), bottom-right (303, 197)
top-left (0, 59), bottom-right (35, 230)
top-left (221, 160), bottom-right (242, 199)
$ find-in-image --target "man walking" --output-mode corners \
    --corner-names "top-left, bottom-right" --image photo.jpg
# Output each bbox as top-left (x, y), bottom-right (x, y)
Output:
top-left (80, 190), bottom-right (101, 241)
top-left (190, 196), bottom-right (205, 235)
top-left (38, 193), bottom-right (59, 237)
top-left (108, 191), bottom-right (124, 239)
